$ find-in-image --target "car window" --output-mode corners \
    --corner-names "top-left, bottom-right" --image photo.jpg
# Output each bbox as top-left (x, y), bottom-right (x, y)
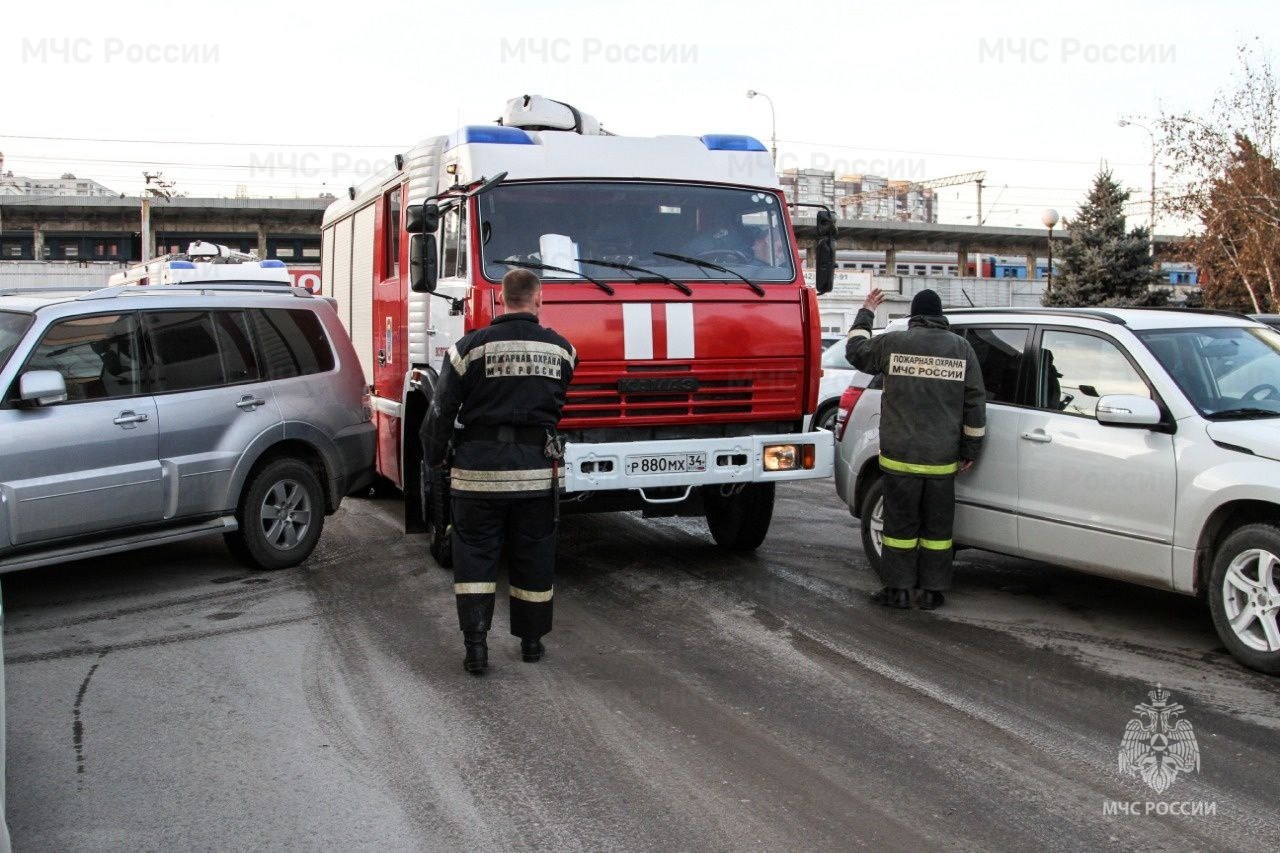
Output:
top-left (20, 313), bottom-right (142, 403)
top-left (0, 311), bottom-right (33, 369)
top-left (1036, 330), bottom-right (1149, 417)
top-left (250, 309), bottom-right (335, 379)
top-left (214, 311), bottom-right (260, 384)
top-left (1139, 325), bottom-right (1280, 417)
top-left (962, 327), bottom-right (1027, 405)
top-left (820, 339), bottom-right (854, 370)
top-left (145, 311), bottom-right (225, 392)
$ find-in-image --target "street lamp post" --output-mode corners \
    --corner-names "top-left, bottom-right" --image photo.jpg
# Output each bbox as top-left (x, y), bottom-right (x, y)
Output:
top-left (1041, 208), bottom-right (1060, 292)
top-left (1118, 119), bottom-right (1157, 247)
top-left (746, 89), bottom-right (777, 166)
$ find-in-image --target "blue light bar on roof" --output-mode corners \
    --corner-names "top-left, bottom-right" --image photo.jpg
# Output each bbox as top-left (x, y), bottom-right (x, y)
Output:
top-left (260, 259), bottom-right (286, 268)
top-left (700, 134), bottom-right (768, 152)
top-left (454, 126), bottom-right (535, 147)
top-left (169, 261), bottom-right (196, 269)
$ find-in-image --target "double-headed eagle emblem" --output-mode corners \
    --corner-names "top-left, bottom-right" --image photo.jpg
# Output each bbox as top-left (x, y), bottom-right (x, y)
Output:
top-left (1118, 684), bottom-right (1200, 794)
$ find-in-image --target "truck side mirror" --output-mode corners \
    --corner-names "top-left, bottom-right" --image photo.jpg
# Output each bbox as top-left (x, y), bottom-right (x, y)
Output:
top-left (409, 234), bottom-right (439, 293)
top-left (815, 237), bottom-right (836, 295)
top-left (816, 208), bottom-right (837, 239)
top-left (405, 202), bottom-right (440, 235)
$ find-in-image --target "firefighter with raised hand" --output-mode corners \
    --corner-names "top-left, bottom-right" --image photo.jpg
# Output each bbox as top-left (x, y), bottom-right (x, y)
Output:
top-left (423, 269), bottom-right (577, 674)
top-left (845, 288), bottom-right (986, 610)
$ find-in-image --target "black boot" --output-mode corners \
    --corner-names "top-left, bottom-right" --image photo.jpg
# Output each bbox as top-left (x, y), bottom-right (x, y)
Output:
top-left (521, 637), bottom-right (545, 663)
top-left (463, 631), bottom-right (488, 675)
top-left (917, 590), bottom-right (946, 611)
top-left (871, 587), bottom-right (912, 609)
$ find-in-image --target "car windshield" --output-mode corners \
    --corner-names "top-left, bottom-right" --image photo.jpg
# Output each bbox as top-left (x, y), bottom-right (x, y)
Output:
top-left (821, 338), bottom-right (854, 370)
top-left (1138, 325), bottom-right (1280, 418)
top-left (476, 182), bottom-right (794, 284)
top-left (0, 311), bottom-right (33, 368)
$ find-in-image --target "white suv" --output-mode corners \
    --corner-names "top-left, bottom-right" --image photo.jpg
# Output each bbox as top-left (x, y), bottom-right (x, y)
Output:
top-left (834, 307), bottom-right (1280, 674)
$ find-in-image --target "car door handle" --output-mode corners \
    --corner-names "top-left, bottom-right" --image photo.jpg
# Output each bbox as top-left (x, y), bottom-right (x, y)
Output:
top-left (113, 410), bottom-right (149, 427)
top-left (1020, 430), bottom-right (1052, 444)
top-left (236, 396), bottom-right (267, 411)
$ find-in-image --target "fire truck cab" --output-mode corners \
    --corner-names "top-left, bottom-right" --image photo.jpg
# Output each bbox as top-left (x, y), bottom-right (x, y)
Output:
top-left (322, 96), bottom-right (835, 562)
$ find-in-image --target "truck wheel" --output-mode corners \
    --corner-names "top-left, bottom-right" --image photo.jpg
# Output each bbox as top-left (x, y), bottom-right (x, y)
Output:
top-left (1208, 523), bottom-right (1280, 674)
top-left (859, 477), bottom-right (885, 574)
top-left (420, 458), bottom-right (453, 569)
top-left (704, 483), bottom-right (775, 551)
top-left (814, 402), bottom-right (839, 432)
top-left (227, 458), bottom-right (324, 571)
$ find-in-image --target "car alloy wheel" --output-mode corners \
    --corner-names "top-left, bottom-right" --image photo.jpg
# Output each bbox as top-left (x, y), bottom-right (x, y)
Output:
top-left (1221, 547), bottom-right (1280, 653)
top-left (259, 478), bottom-right (313, 551)
top-left (869, 494), bottom-right (884, 558)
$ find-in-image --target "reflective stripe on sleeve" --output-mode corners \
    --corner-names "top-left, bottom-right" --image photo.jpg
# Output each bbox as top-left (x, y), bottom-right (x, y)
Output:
top-left (847, 328), bottom-right (872, 340)
top-left (448, 344), bottom-right (466, 376)
top-left (510, 586), bottom-right (553, 603)
top-left (963, 424), bottom-right (986, 438)
top-left (920, 538), bottom-right (953, 551)
top-left (454, 582), bottom-right (497, 595)
top-left (879, 455), bottom-right (959, 476)
top-left (881, 535), bottom-right (919, 550)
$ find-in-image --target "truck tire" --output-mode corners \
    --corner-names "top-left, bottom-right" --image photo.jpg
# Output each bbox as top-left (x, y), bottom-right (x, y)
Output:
top-left (1208, 522), bottom-right (1280, 674)
top-left (814, 401), bottom-right (839, 432)
top-left (859, 476), bottom-right (885, 574)
top-left (226, 458), bottom-right (324, 571)
top-left (420, 458), bottom-right (453, 569)
top-left (704, 483), bottom-right (774, 551)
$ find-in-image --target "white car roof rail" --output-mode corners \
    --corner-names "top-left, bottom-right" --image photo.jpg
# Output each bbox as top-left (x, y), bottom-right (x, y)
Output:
top-left (77, 283), bottom-right (312, 300)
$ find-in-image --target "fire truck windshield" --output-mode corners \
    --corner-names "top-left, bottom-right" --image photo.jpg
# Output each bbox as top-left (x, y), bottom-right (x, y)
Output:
top-left (477, 182), bottom-right (794, 285)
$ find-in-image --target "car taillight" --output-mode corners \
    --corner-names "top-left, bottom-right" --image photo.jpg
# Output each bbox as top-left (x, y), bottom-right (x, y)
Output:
top-left (834, 385), bottom-right (864, 442)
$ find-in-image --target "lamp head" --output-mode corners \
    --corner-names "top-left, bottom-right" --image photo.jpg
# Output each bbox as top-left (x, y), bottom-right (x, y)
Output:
top-left (1118, 119), bottom-right (1130, 128)
top-left (1041, 208), bottom-right (1061, 229)
top-left (747, 90), bottom-right (758, 98)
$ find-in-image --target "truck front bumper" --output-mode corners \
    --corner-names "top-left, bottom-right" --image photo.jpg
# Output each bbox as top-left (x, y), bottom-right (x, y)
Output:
top-left (563, 430), bottom-right (834, 493)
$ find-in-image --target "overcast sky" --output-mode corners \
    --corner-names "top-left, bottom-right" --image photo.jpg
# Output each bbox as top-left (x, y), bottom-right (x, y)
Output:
top-left (1, 0), bottom-right (1272, 231)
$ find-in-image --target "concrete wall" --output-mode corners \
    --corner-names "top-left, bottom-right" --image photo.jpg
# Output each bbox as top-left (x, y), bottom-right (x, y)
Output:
top-left (0, 261), bottom-right (123, 289)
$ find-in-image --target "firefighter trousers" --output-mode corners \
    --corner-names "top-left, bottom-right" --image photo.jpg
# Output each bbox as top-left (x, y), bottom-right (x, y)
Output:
top-left (879, 471), bottom-right (956, 591)
top-left (451, 494), bottom-right (556, 640)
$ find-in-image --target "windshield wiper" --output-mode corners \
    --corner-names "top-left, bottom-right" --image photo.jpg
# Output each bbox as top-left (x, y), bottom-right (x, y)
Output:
top-left (1204, 407), bottom-right (1280, 420)
top-left (492, 260), bottom-right (614, 295)
top-left (652, 250), bottom-right (766, 297)
top-left (575, 258), bottom-right (692, 296)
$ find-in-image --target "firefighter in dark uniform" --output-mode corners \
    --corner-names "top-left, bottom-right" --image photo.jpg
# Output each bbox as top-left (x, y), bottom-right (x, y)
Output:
top-left (845, 288), bottom-right (986, 610)
top-left (422, 269), bottom-right (577, 674)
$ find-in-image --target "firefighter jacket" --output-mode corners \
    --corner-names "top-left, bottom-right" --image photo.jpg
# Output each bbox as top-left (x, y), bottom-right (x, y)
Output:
top-left (845, 308), bottom-right (986, 475)
top-left (423, 312), bottom-right (577, 498)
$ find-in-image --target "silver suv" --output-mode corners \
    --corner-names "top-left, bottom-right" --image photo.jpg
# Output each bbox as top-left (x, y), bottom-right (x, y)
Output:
top-left (835, 307), bottom-right (1280, 674)
top-left (0, 284), bottom-right (375, 573)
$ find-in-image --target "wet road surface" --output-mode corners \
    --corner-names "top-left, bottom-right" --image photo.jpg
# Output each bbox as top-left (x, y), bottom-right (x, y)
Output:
top-left (5, 480), bottom-right (1278, 851)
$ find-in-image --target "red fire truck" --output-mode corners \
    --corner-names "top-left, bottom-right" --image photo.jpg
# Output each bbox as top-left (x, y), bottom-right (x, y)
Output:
top-left (321, 96), bottom-right (836, 562)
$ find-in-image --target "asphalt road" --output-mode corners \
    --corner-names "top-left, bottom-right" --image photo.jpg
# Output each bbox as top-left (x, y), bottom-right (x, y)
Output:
top-left (4, 480), bottom-right (1279, 851)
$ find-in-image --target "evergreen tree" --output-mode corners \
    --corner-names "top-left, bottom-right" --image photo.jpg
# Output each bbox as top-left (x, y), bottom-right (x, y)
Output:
top-left (1042, 169), bottom-right (1166, 307)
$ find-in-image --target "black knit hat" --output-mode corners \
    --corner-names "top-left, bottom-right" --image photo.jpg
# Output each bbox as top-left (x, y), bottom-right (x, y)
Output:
top-left (910, 289), bottom-right (943, 317)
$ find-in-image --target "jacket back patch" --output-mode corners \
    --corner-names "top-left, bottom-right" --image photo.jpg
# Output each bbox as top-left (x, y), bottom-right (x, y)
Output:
top-left (889, 353), bottom-right (966, 381)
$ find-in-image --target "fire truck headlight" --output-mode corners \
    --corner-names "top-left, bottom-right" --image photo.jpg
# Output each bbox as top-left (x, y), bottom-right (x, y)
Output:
top-left (762, 443), bottom-right (817, 472)
top-left (763, 444), bottom-right (797, 471)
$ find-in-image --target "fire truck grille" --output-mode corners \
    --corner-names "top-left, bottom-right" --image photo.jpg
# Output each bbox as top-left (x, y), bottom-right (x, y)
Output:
top-left (562, 361), bottom-right (802, 426)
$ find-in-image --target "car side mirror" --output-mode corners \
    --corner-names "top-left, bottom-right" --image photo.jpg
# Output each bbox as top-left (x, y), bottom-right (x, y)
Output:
top-left (19, 369), bottom-right (67, 406)
top-left (405, 202), bottom-right (440, 235)
top-left (409, 233), bottom-right (439, 293)
top-left (1096, 394), bottom-right (1162, 427)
